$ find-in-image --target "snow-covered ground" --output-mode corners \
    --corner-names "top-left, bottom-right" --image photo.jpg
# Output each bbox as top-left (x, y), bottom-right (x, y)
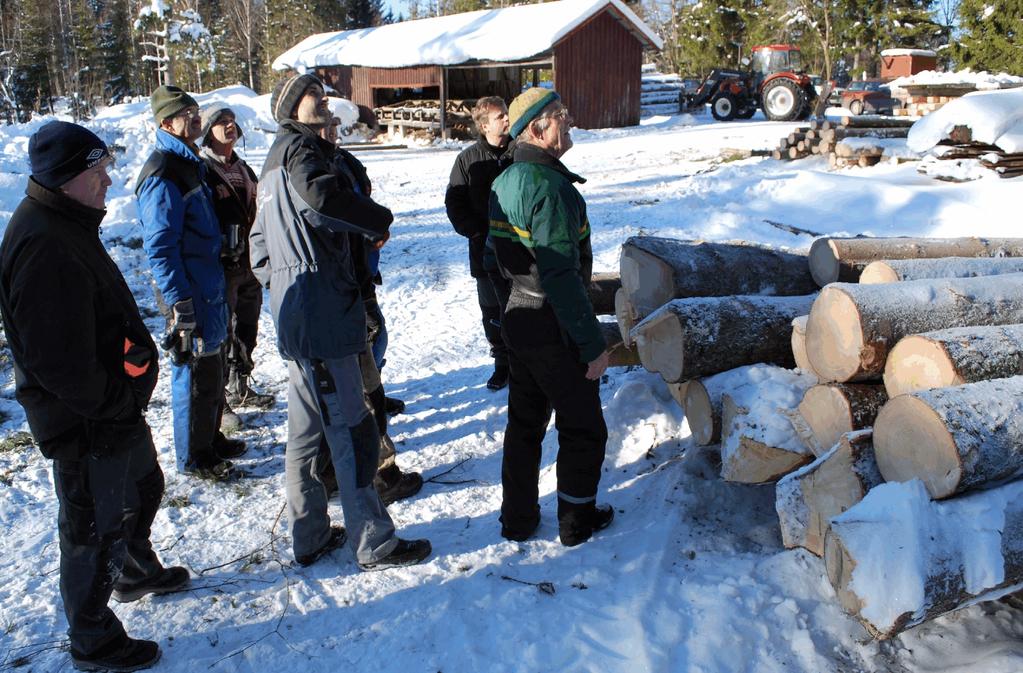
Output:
top-left (2, 88), bottom-right (1023, 672)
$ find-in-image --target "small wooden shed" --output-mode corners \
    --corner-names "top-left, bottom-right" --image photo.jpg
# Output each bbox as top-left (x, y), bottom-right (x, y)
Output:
top-left (880, 49), bottom-right (938, 80)
top-left (272, 0), bottom-right (662, 133)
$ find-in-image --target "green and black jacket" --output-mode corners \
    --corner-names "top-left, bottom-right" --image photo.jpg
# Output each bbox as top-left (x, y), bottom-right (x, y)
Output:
top-left (488, 143), bottom-right (604, 363)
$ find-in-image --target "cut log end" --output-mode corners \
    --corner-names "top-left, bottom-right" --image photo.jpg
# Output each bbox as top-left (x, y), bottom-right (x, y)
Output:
top-left (824, 528), bottom-right (865, 616)
top-left (684, 380), bottom-right (716, 445)
top-left (798, 386), bottom-right (854, 456)
top-left (859, 261), bottom-right (900, 284)
top-left (883, 335), bottom-right (962, 397)
top-left (614, 288), bottom-right (636, 347)
top-left (635, 313), bottom-right (685, 382)
top-left (874, 395), bottom-right (961, 499)
top-left (791, 315), bottom-right (816, 376)
top-left (667, 381), bottom-right (690, 408)
top-left (620, 246), bottom-right (674, 317)
top-left (809, 238), bottom-right (843, 286)
top-left (805, 287), bottom-right (868, 382)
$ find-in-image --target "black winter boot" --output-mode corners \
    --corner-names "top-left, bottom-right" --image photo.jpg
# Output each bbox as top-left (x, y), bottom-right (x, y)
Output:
top-left (486, 364), bottom-right (509, 391)
top-left (71, 636), bottom-right (161, 672)
top-left (559, 502), bottom-right (615, 547)
top-left (112, 566), bottom-right (190, 603)
top-left (375, 464), bottom-right (423, 506)
top-left (226, 371), bottom-right (275, 409)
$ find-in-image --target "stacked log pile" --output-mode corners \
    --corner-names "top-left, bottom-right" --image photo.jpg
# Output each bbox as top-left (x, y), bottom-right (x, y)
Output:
top-left (619, 234), bottom-right (1023, 638)
top-left (917, 127), bottom-right (1023, 180)
top-left (893, 83), bottom-right (976, 117)
top-left (772, 116), bottom-right (914, 168)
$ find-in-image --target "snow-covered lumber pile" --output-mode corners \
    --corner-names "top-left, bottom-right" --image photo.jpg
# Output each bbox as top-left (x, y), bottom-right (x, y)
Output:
top-left (907, 87), bottom-right (1023, 181)
top-left (641, 65), bottom-right (683, 116)
top-left (772, 116), bottom-right (914, 168)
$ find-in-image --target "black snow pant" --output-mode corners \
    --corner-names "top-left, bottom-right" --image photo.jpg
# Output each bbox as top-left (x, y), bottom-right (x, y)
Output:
top-left (499, 303), bottom-right (608, 536)
top-left (171, 352), bottom-right (224, 469)
top-left (51, 424), bottom-right (165, 656)
top-left (479, 243), bottom-right (510, 369)
top-left (223, 266), bottom-right (263, 377)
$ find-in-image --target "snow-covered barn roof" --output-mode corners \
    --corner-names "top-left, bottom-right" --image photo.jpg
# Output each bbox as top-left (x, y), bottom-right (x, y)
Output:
top-left (880, 49), bottom-right (937, 58)
top-left (272, 0), bottom-right (663, 72)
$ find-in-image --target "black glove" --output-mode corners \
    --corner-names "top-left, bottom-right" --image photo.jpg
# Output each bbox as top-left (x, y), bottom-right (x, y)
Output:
top-left (171, 299), bottom-right (196, 332)
top-left (88, 412), bottom-right (148, 457)
top-left (365, 300), bottom-right (383, 344)
top-left (160, 329), bottom-right (194, 366)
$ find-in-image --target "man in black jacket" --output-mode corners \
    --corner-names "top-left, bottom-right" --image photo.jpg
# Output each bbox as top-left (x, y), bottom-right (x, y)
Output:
top-left (199, 103), bottom-right (275, 422)
top-left (0, 122), bottom-right (188, 672)
top-left (444, 96), bottom-right (512, 390)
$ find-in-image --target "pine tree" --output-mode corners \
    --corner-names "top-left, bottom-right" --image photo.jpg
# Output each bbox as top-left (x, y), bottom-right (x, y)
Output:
top-left (13, 1), bottom-right (56, 118)
top-left (347, 0), bottom-right (391, 28)
top-left (99, 0), bottom-right (135, 103)
top-left (952, 0), bottom-right (1023, 73)
top-left (262, 0), bottom-right (320, 90)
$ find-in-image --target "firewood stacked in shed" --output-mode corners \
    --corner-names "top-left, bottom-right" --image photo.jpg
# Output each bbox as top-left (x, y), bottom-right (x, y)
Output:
top-left (773, 116), bottom-right (914, 168)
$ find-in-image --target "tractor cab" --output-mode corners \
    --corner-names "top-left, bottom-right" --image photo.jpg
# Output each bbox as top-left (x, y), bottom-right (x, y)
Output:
top-left (750, 45), bottom-right (804, 79)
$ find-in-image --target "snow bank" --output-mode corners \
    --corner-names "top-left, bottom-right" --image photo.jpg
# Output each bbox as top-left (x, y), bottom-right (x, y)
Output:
top-left (907, 87), bottom-right (1023, 153)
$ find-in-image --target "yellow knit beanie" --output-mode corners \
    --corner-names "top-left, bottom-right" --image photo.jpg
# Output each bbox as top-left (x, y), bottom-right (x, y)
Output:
top-left (508, 88), bottom-right (561, 139)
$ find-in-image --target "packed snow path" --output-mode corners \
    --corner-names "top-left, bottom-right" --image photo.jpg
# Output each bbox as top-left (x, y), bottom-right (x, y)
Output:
top-left (2, 102), bottom-right (1023, 672)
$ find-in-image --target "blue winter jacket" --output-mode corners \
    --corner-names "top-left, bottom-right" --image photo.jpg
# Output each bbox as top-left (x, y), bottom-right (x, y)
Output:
top-left (136, 130), bottom-right (227, 353)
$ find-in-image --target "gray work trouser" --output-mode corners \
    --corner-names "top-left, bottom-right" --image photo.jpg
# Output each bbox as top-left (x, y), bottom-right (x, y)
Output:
top-left (286, 357), bottom-right (397, 565)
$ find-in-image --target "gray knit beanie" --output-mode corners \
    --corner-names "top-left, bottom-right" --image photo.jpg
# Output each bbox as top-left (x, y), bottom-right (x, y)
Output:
top-left (270, 74), bottom-right (321, 123)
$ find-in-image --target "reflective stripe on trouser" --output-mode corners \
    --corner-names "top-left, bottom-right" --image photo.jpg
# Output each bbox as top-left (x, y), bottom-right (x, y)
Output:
top-left (286, 357), bottom-right (397, 564)
top-left (170, 352), bottom-right (223, 472)
top-left (500, 306), bottom-right (608, 532)
top-left (54, 425), bottom-right (165, 655)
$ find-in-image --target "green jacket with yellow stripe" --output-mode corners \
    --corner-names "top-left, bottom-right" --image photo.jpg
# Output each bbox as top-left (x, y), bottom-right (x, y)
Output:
top-left (488, 143), bottom-right (604, 363)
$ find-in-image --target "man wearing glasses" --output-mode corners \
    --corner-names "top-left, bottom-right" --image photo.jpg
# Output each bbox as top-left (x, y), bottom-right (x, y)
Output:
top-left (136, 85), bottom-right (240, 481)
top-left (488, 88), bottom-right (613, 547)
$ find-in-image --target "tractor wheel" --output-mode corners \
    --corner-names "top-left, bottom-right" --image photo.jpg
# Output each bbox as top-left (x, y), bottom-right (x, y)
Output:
top-left (849, 99), bottom-right (864, 116)
top-left (761, 78), bottom-right (805, 122)
top-left (711, 94), bottom-right (737, 121)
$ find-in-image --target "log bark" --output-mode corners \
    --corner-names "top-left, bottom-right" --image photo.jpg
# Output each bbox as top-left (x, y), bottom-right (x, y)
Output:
top-left (874, 376), bottom-right (1023, 498)
top-left (599, 322), bottom-right (640, 368)
top-left (796, 384), bottom-right (887, 456)
top-left (804, 274), bottom-right (1023, 382)
top-left (859, 257), bottom-right (1023, 284)
top-left (807, 237), bottom-right (1023, 286)
top-left (884, 324), bottom-right (1023, 397)
top-left (619, 237), bottom-right (817, 318)
top-left (776, 430), bottom-right (882, 556)
top-left (824, 479), bottom-right (1023, 639)
top-left (790, 315), bottom-right (817, 377)
top-left (588, 272), bottom-right (621, 316)
top-left (632, 294), bottom-right (816, 382)
top-left (614, 288), bottom-right (637, 346)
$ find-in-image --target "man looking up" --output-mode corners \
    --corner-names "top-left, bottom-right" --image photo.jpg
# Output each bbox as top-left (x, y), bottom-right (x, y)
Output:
top-left (136, 85), bottom-right (243, 481)
top-left (250, 74), bottom-right (430, 570)
top-left (198, 103), bottom-right (274, 428)
top-left (488, 88), bottom-right (613, 547)
top-left (445, 96), bottom-right (512, 390)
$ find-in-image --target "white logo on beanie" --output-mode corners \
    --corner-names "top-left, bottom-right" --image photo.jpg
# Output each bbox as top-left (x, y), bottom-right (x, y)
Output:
top-left (85, 148), bottom-right (107, 167)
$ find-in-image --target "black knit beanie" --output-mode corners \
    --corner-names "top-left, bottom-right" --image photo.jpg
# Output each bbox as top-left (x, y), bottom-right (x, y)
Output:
top-left (29, 121), bottom-right (110, 190)
top-left (270, 73), bottom-right (322, 123)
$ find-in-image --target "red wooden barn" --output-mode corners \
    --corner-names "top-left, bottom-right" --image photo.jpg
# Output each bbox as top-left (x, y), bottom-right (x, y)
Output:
top-left (272, 0), bottom-right (663, 132)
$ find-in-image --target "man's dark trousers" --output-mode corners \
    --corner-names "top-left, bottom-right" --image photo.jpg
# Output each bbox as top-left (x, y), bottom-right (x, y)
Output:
top-left (52, 425), bottom-right (165, 656)
top-left (499, 304), bottom-right (607, 535)
top-left (224, 266), bottom-right (262, 374)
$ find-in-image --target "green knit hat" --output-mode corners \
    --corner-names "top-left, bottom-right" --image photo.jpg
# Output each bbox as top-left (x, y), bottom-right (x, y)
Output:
top-left (151, 85), bottom-right (199, 123)
top-left (508, 88), bottom-right (561, 139)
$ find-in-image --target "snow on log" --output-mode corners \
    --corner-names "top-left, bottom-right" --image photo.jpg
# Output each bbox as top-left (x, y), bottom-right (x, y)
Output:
top-left (599, 322), bottom-right (640, 368)
top-left (619, 237), bottom-right (817, 318)
top-left (719, 368), bottom-right (817, 483)
top-left (614, 288), bottom-right (637, 346)
top-left (860, 257), bottom-right (1023, 284)
top-left (790, 315), bottom-right (817, 378)
top-left (797, 384), bottom-right (888, 456)
top-left (824, 479), bottom-right (1023, 639)
top-left (588, 272), bottom-right (621, 316)
top-left (807, 237), bottom-right (1023, 286)
top-left (776, 430), bottom-right (882, 556)
top-left (632, 295), bottom-right (816, 383)
top-left (804, 274), bottom-right (1023, 383)
top-left (873, 376), bottom-right (1023, 499)
top-left (883, 324), bottom-right (1023, 397)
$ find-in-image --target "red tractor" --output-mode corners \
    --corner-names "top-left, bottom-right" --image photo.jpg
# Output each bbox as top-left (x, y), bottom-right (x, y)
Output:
top-left (682, 45), bottom-right (818, 122)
